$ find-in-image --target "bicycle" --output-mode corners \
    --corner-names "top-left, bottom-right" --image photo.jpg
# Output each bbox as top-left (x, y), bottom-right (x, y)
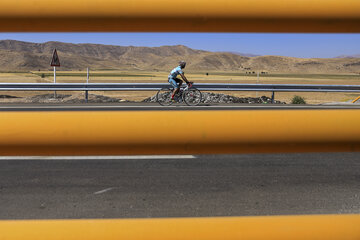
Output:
top-left (156, 82), bottom-right (202, 106)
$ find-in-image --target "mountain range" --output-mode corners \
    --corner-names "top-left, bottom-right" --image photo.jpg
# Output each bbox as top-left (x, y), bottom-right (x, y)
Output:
top-left (335, 54), bottom-right (360, 58)
top-left (0, 40), bottom-right (359, 73)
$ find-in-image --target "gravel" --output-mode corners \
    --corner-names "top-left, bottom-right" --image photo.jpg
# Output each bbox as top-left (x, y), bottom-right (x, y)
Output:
top-left (143, 92), bottom-right (286, 104)
top-left (1, 92), bottom-right (286, 104)
top-left (201, 92), bottom-right (286, 104)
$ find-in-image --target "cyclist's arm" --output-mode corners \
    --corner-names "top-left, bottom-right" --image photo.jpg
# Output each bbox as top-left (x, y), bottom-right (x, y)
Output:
top-left (180, 73), bottom-right (190, 84)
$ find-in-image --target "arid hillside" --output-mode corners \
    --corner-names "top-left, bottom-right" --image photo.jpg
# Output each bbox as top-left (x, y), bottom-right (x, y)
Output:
top-left (336, 54), bottom-right (360, 58)
top-left (0, 40), bottom-right (359, 73)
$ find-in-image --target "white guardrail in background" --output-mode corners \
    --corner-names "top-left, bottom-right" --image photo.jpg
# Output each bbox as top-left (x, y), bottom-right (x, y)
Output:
top-left (1, 82), bottom-right (360, 103)
top-left (0, 83), bottom-right (360, 92)
top-left (1, 83), bottom-right (360, 92)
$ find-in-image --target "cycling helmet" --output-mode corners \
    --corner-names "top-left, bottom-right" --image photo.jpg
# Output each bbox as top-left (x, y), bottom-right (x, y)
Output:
top-left (179, 61), bottom-right (186, 68)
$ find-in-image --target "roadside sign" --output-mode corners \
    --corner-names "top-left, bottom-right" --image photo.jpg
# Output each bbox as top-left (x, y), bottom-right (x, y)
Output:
top-left (50, 49), bottom-right (60, 67)
top-left (51, 48), bottom-right (60, 98)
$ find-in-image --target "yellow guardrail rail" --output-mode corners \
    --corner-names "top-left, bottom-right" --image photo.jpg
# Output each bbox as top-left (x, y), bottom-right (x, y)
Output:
top-left (1, 215), bottom-right (360, 240)
top-left (1, 0), bottom-right (360, 236)
top-left (1, 0), bottom-right (360, 32)
top-left (1, 110), bottom-right (360, 156)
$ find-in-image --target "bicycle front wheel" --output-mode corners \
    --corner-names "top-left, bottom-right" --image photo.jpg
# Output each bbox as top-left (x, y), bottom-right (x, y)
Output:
top-left (156, 88), bottom-right (173, 106)
top-left (183, 88), bottom-right (202, 106)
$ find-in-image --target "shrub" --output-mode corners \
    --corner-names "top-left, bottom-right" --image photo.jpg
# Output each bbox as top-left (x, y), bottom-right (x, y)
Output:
top-left (291, 95), bottom-right (306, 104)
top-left (41, 73), bottom-right (45, 78)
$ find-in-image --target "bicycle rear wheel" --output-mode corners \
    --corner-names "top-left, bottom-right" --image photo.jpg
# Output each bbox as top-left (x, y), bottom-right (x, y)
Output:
top-left (156, 88), bottom-right (173, 106)
top-left (183, 88), bottom-right (202, 106)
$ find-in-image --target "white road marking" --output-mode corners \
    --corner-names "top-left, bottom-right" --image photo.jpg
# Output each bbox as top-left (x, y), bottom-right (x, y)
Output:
top-left (93, 187), bottom-right (115, 195)
top-left (0, 155), bottom-right (196, 160)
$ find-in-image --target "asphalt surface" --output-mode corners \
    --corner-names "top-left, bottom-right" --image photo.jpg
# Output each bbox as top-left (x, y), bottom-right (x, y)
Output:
top-left (1, 103), bottom-right (360, 111)
top-left (0, 153), bottom-right (359, 219)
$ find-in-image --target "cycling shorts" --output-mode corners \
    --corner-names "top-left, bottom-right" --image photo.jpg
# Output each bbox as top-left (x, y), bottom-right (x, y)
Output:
top-left (168, 77), bottom-right (182, 88)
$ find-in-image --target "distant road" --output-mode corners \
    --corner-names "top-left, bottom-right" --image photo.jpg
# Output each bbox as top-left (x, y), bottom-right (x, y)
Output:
top-left (1, 103), bottom-right (360, 111)
top-left (0, 153), bottom-right (359, 219)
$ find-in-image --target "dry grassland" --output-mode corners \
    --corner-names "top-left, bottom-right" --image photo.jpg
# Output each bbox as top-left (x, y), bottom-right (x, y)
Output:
top-left (0, 71), bottom-right (359, 103)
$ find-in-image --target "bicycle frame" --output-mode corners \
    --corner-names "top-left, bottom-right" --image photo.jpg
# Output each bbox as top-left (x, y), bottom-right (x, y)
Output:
top-left (170, 83), bottom-right (190, 92)
top-left (157, 82), bottom-right (201, 106)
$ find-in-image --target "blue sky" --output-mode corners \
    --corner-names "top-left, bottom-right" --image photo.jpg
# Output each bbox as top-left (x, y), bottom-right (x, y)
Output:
top-left (0, 33), bottom-right (359, 58)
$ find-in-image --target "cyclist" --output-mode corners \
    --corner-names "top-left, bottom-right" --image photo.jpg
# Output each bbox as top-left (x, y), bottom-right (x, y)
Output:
top-left (168, 61), bottom-right (192, 101)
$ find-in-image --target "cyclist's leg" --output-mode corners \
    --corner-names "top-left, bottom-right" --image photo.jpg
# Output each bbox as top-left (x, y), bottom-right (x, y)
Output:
top-left (175, 78), bottom-right (183, 87)
top-left (169, 78), bottom-right (180, 99)
top-left (173, 78), bottom-right (182, 96)
top-left (173, 78), bottom-right (183, 98)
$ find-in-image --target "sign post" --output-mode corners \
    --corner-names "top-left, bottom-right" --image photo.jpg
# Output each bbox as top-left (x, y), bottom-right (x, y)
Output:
top-left (85, 68), bottom-right (89, 103)
top-left (256, 71), bottom-right (259, 97)
top-left (50, 49), bottom-right (60, 98)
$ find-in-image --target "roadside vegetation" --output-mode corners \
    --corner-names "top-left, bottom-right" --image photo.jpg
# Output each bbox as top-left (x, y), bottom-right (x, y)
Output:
top-left (291, 95), bottom-right (307, 104)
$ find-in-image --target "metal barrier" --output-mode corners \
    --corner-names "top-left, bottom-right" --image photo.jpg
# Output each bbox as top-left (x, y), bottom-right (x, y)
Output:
top-left (1, 0), bottom-right (360, 237)
top-left (1, 215), bottom-right (360, 240)
top-left (2, 82), bottom-right (360, 103)
top-left (1, 83), bottom-right (360, 92)
top-left (1, 110), bottom-right (360, 156)
top-left (1, 82), bottom-right (360, 103)
top-left (1, 0), bottom-right (360, 32)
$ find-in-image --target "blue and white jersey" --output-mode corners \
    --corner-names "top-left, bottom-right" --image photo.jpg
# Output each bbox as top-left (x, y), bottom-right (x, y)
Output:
top-left (168, 66), bottom-right (183, 79)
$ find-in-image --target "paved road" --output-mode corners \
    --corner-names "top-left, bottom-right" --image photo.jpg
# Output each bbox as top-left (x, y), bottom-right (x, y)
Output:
top-left (0, 153), bottom-right (359, 219)
top-left (1, 103), bottom-right (360, 111)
